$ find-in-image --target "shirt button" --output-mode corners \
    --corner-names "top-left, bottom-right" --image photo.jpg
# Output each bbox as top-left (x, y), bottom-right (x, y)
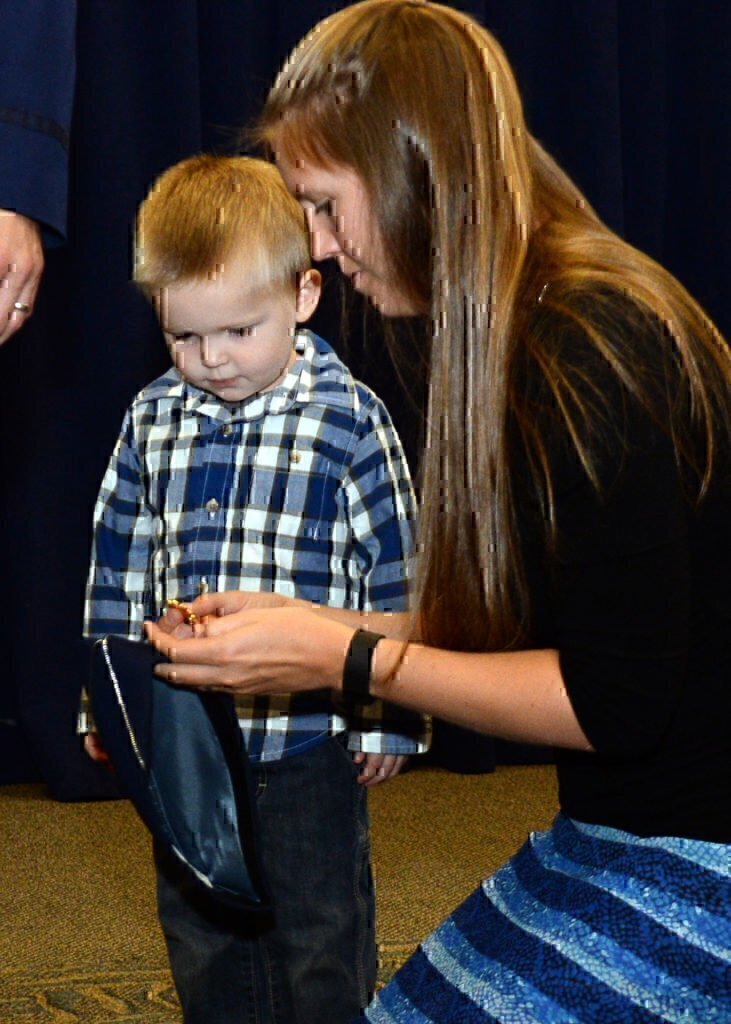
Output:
top-left (221, 424), bottom-right (233, 436)
top-left (205, 498), bottom-right (220, 514)
top-left (290, 450), bottom-right (301, 464)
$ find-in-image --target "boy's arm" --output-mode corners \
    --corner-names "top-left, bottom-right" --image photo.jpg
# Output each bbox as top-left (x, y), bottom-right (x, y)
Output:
top-left (81, 409), bottom-right (155, 733)
top-left (84, 409), bottom-right (156, 641)
top-left (339, 395), bottom-right (430, 758)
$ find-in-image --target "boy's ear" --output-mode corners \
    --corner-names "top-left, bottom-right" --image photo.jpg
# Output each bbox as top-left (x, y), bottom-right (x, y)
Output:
top-left (294, 269), bottom-right (322, 323)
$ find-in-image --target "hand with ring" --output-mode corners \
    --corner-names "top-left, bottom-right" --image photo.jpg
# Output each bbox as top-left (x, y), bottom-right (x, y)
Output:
top-left (0, 209), bottom-right (43, 345)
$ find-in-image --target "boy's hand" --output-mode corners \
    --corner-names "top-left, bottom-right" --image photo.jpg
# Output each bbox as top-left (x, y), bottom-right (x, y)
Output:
top-left (84, 731), bottom-right (111, 767)
top-left (353, 752), bottom-right (407, 787)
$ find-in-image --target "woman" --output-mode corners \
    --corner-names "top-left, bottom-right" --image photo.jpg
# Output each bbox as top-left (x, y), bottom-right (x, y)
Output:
top-left (147, 2), bottom-right (731, 1020)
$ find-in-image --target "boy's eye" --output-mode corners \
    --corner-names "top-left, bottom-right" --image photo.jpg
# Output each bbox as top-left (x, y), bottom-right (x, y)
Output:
top-left (228, 326), bottom-right (256, 338)
top-left (169, 332), bottom-right (195, 344)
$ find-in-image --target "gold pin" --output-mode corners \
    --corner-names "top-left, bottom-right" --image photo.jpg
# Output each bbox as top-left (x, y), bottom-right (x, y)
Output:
top-left (165, 598), bottom-right (198, 625)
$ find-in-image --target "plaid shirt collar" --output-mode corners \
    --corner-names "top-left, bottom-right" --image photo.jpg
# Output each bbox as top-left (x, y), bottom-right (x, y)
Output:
top-left (144, 331), bottom-right (356, 430)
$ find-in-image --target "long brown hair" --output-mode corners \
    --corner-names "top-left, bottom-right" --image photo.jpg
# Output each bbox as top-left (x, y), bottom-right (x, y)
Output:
top-left (258, 0), bottom-right (731, 652)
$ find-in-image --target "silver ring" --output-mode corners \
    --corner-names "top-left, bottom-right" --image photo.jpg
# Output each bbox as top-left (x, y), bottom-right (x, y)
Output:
top-left (12, 301), bottom-right (31, 314)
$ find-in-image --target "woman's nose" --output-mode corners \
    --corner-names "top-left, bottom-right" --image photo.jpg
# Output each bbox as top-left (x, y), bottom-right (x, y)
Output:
top-left (309, 215), bottom-right (341, 262)
top-left (200, 337), bottom-right (226, 367)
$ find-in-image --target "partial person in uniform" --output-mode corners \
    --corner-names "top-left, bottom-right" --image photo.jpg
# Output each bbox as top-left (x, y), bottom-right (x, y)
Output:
top-left (0, 0), bottom-right (75, 343)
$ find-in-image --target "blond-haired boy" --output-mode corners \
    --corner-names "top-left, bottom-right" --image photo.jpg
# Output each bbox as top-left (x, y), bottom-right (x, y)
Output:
top-left (84, 155), bottom-right (427, 1024)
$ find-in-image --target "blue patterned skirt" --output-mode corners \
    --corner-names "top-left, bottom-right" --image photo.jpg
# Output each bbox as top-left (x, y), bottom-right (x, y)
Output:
top-left (359, 814), bottom-right (731, 1023)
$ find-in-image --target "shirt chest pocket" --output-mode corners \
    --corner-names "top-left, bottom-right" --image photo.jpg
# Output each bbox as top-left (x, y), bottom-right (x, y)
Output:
top-left (242, 440), bottom-right (344, 540)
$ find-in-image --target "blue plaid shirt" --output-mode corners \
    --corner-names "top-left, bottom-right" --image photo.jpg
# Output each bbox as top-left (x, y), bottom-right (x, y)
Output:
top-left (84, 331), bottom-right (428, 761)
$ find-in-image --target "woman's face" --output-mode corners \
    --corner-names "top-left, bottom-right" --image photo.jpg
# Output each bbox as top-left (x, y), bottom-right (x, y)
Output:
top-left (277, 155), bottom-right (423, 317)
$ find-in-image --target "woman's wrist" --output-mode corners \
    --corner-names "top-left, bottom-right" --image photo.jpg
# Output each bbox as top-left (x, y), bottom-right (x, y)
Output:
top-left (362, 634), bottom-right (408, 701)
top-left (341, 629), bottom-right (385, 704)
top-left (312, 605), bottom-right (412, 639)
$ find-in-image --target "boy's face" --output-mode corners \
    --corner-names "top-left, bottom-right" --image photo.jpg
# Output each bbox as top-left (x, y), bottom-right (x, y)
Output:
top-left (157, 268), bottom-right (320, 403)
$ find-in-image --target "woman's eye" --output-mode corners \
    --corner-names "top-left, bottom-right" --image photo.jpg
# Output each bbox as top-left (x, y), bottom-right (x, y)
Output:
top-left (305, 198), bottom-right (335, 218)
top-left (316, 199), bottom-right (336, 217)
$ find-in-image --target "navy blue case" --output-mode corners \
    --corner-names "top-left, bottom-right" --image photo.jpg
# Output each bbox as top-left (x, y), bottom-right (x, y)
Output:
top-left (88, 635), bottom-right (270, 911)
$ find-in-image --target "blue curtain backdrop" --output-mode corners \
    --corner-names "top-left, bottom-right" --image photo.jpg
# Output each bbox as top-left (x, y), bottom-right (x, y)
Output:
top-left (0, 1), bottom-right (728, 797)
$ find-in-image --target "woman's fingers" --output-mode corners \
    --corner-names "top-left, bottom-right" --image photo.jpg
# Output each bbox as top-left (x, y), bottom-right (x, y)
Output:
top-left (188, 590), bottom-right (268, 618)
top-left (146, 609), bottom-right (256, 653)
top-left (145, 606), bottom-right (352, 697)
top-left (156, 603), bottom-right (282, 642)
top-left (153, 661), bottom-right (237, 690)
top-left (144, 619), bottom-right (225, 664)
top-left (187, 589), bottom-right (296, 619)
top-left (146, 617), bottom-right (258, 692)
top-left (156, 605), bottom-right (187, 634)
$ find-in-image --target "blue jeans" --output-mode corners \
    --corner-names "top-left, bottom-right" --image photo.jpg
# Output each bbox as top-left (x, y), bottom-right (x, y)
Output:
top-left (154, 733), bottom-right (376, 1024)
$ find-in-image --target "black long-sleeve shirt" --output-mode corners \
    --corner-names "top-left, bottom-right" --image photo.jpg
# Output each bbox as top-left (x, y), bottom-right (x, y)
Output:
top-left (517, 305), bottom-right (730, 841)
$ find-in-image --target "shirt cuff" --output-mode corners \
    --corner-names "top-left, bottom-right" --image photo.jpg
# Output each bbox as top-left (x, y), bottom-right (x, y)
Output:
top-left (346, 721), bottom-right (431, 756)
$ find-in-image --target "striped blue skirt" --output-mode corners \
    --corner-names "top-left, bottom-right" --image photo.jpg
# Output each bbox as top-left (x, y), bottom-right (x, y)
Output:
top-left (359, 814), bottom-right (731, 1023)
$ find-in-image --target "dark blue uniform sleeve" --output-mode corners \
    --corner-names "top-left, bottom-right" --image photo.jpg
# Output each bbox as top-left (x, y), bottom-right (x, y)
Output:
top-left (0, 0), bottom-right (76, 242)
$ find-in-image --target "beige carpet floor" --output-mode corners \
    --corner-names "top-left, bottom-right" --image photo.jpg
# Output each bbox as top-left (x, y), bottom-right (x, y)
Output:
top-left (0, 764), bottom-right (557, 1023)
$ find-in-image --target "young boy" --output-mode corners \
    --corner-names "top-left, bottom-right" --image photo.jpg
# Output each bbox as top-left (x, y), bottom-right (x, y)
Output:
top-left (83, 155), bottom-right (428, 1024)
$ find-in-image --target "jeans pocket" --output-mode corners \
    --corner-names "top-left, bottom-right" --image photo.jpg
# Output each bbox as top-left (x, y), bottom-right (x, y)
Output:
top-left (331, 731), bottom-right (361, 777)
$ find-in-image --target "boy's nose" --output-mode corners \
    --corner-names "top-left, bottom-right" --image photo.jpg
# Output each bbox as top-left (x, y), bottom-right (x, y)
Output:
top-left (200, 337), bottom-right (227, 367)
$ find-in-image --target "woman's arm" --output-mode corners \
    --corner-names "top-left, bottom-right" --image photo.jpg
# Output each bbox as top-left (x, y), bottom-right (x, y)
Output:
top-left (371, 640), bottom-right (592, 750)
top-left (301, 603), bottom-right (415, 639)
top-left (145, 601), bottom-right (591, 752)
top-left (161, 589), bottom-right (415, 640)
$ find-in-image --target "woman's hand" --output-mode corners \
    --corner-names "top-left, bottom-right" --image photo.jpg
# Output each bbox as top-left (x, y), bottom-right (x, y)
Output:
top-left (148, 593), bottom-right (414, 784)
top-left (145, 604), bottom-right (355, 697)
top-left (155, 589), bottom-right (302, 638)
top-left (146, 595), bottom-right (590, 751)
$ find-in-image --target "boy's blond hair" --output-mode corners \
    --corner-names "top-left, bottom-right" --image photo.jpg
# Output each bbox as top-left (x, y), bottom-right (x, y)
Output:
top-left (134, 154), bottom-right (310, 295)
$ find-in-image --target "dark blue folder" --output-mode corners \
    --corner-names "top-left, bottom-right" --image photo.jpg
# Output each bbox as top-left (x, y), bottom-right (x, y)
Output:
top-left (88, 635), bottom-right (270, 911)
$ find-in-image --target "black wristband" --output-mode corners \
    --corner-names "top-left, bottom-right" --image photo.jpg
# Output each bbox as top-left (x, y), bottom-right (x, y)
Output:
top-left (342, 629), bottom-right (385, 705)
